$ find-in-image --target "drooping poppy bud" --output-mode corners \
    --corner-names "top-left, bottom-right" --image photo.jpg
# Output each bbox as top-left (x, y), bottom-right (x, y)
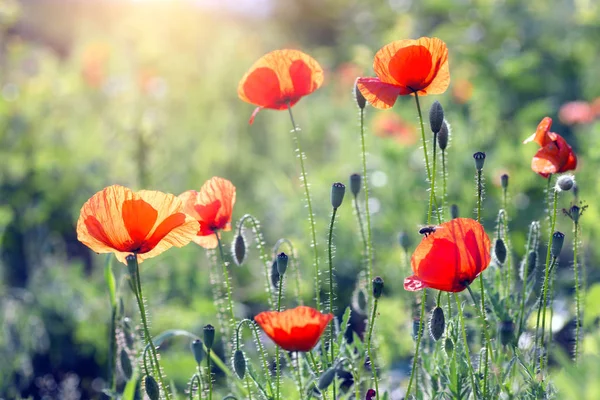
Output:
top-left (494, 238), bottom-right (507, 265)
top-left (145, 375), bottom-right (160, 400)
top-left (233, 349), bottom-right (246, 379)
top-left (556, 174), bottom-right (575, 192)
top-left (451, 204), bottom-right (459, 219)
top-left (354, 78), bottom-right (367, 109)
top-left (501, 174), bottom-right (509, 189)
top-left (331, 182), bottom-right (346, 209)
top-left (349, 173), bottom-right (361, 197)
top-left (233, 233), bottom-right (246, 266)
top-left (191, 339), bottom-right (204, 365)
top-left (372, 276), bottom-right (384, 299)
top-left (437, 120), bottom-right (449, 150)
top-left (120, 349), bottom-right (132, 380)
top-left (277, 252), bottom-right (289, 276)
top-left (317, 367), bottom-right (337, 390)
top-left (429, 306), bottom-right (445, 341)
top-left (473, 152), bottom-right (486, 171)
top-left (429, 100), bottom-right (444, 134)
top-left (203, 324), bottom-right (215, 350)
top-left (270, 258), bottom-right (280, 288)
top-left (520, 250), bottom-right (537, 281)
top-left (551, 231), bottom-right (565, 258)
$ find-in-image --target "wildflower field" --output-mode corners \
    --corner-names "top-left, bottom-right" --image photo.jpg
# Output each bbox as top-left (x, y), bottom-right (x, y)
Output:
top-left (2, 0), bottom-right (600, 399)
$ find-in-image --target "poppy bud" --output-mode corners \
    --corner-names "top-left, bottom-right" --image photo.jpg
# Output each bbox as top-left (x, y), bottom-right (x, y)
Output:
top-left (191, 339), bottom-right (204, 365)
top-left (551, 231), bottom-right (565, 258)
top-left (473, 152), bottom-right (486, 171)
top-left (331, 182), bottom-right (346, 209)
top-left (233, 349), bottom-right (246, 379)
top-left (203, 324), bottom-right (215, 350)
top-left (521, 250), bottom-right (537, 281)
top-left (429, 306), bottom-right (445, 341)
top-left (501, 174), bottom-right (509, 189)
top-left (556, 174), bottom-right (575, 192)
top-left (232, 233), bottom-right (246, 266)
top-left (438, 120), bottom-right (449, 151)
top-left (120, 349), bottom-right (132, 380)
top-left (349, 173), bottom-right (361, 197)
top-left (570, 205), bottom-right (581, 224)
top-left (270, 258), bottom-right (280, 288)
top-left (354, 79), bottom-right (366, 109)
top-left (499, 319), bottom-right (515, 346)
top-left (398, 231), bottom-right (410, 250)
top-left (145, 375), bottom-right (160, 400)
top-left (451, 204), bottom-right (459, 219)
top-left (125, 254), bottom-right (137, 277)
top-left (372, 276), bottom-right (384, 299)
top-left (494, 238), bottom-right (507, 265)
top-left (317, 367), bottom-right (337, 390)
top-left (429, 100), bottom-right (444, 134)
top-left (444, 337), bottom-right (454, 356)
top-left (277, 252), bottom-right (288, 276)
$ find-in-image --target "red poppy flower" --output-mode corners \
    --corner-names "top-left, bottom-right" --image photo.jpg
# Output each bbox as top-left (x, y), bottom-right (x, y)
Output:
top-left (254, 306), bottom-right (333, 352)
top-left (404, 218), bottom-right (491, 293)
top-left (238, 49), bottom-right (324, 124)
top-left (179, 177), bottom-right (236, 249)
top-left (523, 117), bottom-right (577, 178)
top-left (356, 37), bottom-right (450, 109)
top-left (77, 185), bottom-right (200, 264)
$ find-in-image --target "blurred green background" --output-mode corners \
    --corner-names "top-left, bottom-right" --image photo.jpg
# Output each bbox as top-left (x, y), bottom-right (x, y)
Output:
top-left (1, 0), bottom-right (599, 398)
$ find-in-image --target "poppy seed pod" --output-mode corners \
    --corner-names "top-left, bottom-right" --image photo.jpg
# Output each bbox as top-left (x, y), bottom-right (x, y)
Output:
top-left (556, 175), bottom-right (575, 192)
top-left (444, 337), bottom-right (454, 356)
top-left (437, 120), bottom-right (449, 150)
top-left (203, 325), bottom-right (215, 350)
top-left (125, 254), bottom-right (137, 277)
top-left (494, 238), bottom-right (507, 265)
top-left (450, 204), bottom-right (459, 219)
top-left (277, 252), bottom-right (289, 276)
top-left (331, 182), bottom-right (346, 209)
top-left (501, 174), bottom-right (509, 189)
top-left (429, 306), bottom-right (445, 341)
top-left (233, 233), bottom-right (246, 266)
top-left (270, 258), bottom-right (280, 288)
top-left (473, 152), bottom-right (486, 171)
top-left (551, 231), bottom-right (565, 258)
top-left (233, 349), bottom-right (246, 379)
top-left (317, 367), bottom-right (337, 390)
top-left (354, 79), bottom-right (367, 109)
top-left (429, 100), bottom-right (444, 133)
top-left (499, 319), bottom-right (515, 346)
top-left (191, 339), bottom-right (204, 365)
top-left (349, 173), bottom-right (361, 197)
top-left (570, 205), bottom-right (581, 224)
top-left (372, 276), bottom-right (384, 299)
top-left (120, 349), bottom-right (132, 380)
top-left (144, 375), bottom-right (160, 400)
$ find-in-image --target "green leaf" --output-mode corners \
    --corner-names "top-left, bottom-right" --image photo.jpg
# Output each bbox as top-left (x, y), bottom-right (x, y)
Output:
top-left (121, 372), bottom-right (138, 400)
top-left (104, 255), bottom-right (117, 308)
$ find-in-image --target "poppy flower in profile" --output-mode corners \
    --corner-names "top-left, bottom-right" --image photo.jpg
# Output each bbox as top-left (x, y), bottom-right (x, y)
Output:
top-left (356, 37), bottom-right (450, 109)
top-left (77, 185), bottom-right (200, 264)
top-left (404, 218), bottom-right (491, 293)
top-left (523, 117), bottom-right (577, 178)
top-left (238, 49), bottom-right (324, 124)
top-left (254, 306), bottom-right (333, 352)
top-left (179, 177), bottom-right (236, 249)
top-left (558, 101), bottom-right (594, 125)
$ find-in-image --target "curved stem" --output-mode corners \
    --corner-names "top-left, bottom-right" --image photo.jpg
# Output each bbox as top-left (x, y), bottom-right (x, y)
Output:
top-left (366, 298), bottom-right (380, 400)
top-left (189, 373), bottom-right (203, 400)
top-left (236, 319), bottom-right (274, 396)
top-left (288, 104), bottom-right (320, 310)
top-left (455, 293), bottom-right (477, 397)
top-left (358, 107), bottom-right (375, 297)
top-left (406, 289), bottom-right (426, 397)
top-left (327, 207), bottom-right (338, 399)
top-left (215, 233), bottom-right (236, 324)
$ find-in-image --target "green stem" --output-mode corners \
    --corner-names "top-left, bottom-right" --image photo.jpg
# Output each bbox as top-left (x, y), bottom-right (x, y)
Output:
top-left (207, 349), bottom-right (213, 400)
top-left (215, 233), bottom-right (236, 323)
top-left (573, 221), bottom-right (581, 362)
top-left (455, 293), bottom-right (478, 398)
top-left (366, 298), bottom-right (380, 400)
top-left (477, 169), bottom-right (482, 222)
top-left (518, 222), bottom-right (540, 337)
top-left (236, 319), bottom-right (274, 396)
top-left (131, 256), bottom-right (171, 400)
top-left (190, 373), bottom-right (203, 400)
top-left (466, 284), bottom-right (492, 398)
top-left (359, 107), bottom-right (375, 297)
top-left (353, 196), bottom-right (368, 263)
top-left (413, 93), bottom-right (432, 222)
top-left (442, 150), bottom-right (448, 221)
top-left (296, 352), bottom-right (304, 399)
top-left (273, 238), bottom-right (302, 305)
top-left (276, 273), bottom-right (284, 400)
top-left (327, 207), bottom-right (338, 399)
top-left (431, 132), bottom-right (442, 225)
top-left (406, 289), bottom-right (426, 397)
top-left (108, 307), bottom-right (117, 392)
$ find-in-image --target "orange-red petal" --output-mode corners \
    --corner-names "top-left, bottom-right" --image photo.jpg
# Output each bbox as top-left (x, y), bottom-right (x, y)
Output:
top-left (254, 306), bottom-right (333, 352)
top-left (407, 218), bottom-right (491, 292)
top-left (531, 135), bottom-right (577, 177)
top-left (523, 117), bottom-right (553, 146)
top-left (356, 77), bottom-right (402, 109)
top-left (238, 49), bottom-right (324, 113)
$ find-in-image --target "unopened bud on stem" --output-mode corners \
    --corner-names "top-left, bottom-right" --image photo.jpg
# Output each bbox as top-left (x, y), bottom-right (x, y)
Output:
top-left (331, 182), bottom-right (346, 209)
top-left (429, 101), bottom-right (444, 134)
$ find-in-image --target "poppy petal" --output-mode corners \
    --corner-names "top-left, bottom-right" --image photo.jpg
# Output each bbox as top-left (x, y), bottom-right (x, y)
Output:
top-left (198, 177), bottom-right (236, 233)
top-left (356, 77), bottom-right (402, 109)
top-left (523, 117), bottom-right (552, 146)
top-left (531, 143), bottom-right (562, 176)
top-left (404, 275), bottom-right (426, 291)
top-left (249, 106), bottom-right (262, 125)
top-left (239, 67), bottom-right (283, 109)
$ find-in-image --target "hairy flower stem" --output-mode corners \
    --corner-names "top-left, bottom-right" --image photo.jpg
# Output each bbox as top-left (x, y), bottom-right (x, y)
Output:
top-left (216, 233), bottom-right (236, 325)
top-left (236, 319), bottom-right (274, 396)
top-left (130, 255), bottom-right (171, 400)
top-left (358, 107), bottom-right (375, 297)
top-left (536, 257), bottom-right (557, 370)
top-left (406, 289), bottom-right (426, 397)
top-left (276, 273), bottom-right (284, 400)
top-left (442, 150), bottom-right (448, 221)
top-left (353, 194), bottom-right (368, 265)
top-left (518, 222), bottom-right (540, 336)
top-left (413, 93), bottom-right (434, 223)
top-left (207, 349), bottom-right (213, 400)
top-left (190, 373), bottom-right (203, 400)
top-left (288, 104), bottom-right (321, 310)
top-left (539, 179), bottom-right (558, 372)
top-left (455, 293), bottom-right (478, 397)
top-left (431, 132), bottom-right (442, 224)
top-left (573, 220), bottom-right (581, 362)
top-left (366, 296), bottom-right (381, 399)
top-left (273, 238), bottom-right (302, 305)
top-left (327, 207), bottom-right (339, 399)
